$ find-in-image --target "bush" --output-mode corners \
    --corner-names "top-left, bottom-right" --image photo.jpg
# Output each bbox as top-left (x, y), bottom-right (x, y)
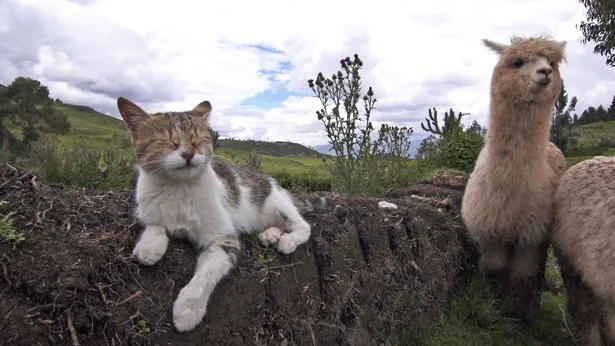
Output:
top-left (27, 135), bottom-right (136, 189)
top-left (271, 170), bottom-right (332, 192)
top-left (415, 124), bottom-right (484, 174)
top-left (307, 54), bottom-right (418, 196)
top-left (441, 129), bottom-right (485, 173)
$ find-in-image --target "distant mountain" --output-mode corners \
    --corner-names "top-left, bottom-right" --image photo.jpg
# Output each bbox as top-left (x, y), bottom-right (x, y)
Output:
top-left (312, 144), bottom-right (335, 156)
top-left (311, 140), bottom-right (423, 158)
top-left (219, 138), bottom-right (327, 157)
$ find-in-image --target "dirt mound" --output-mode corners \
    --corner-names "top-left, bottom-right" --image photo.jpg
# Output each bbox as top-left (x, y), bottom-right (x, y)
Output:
top-left (0, 164), bottom-right (477, 345)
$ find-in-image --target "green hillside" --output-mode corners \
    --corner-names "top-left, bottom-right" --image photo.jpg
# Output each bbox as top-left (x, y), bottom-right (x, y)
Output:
top-left (569, 120), bottom-right (615, 147)
top-left (55, 103), bottom-right (325, 158)
top-left (566, 120), bottom-right (615, 165)
top-left (56, 103), bottom-right (132, 150)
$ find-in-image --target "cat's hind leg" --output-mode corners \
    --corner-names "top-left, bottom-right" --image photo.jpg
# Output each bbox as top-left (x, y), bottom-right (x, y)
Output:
top-left (258, 226), bottom-right (283, 247)
top-left (274, 196), bottom-right (311, 255)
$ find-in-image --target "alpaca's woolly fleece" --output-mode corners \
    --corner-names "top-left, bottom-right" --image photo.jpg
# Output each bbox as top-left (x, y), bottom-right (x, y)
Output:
top-left (462, 35), bottom-right (566, 248)
top-left (552, 156), bottom-right (615, 344)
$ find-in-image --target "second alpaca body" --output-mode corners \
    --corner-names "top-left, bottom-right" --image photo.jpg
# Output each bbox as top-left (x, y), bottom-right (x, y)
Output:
top-left (461, 35), bottom-right (567, 324)
top-left (117, 97), bottom-right (334, 332)
top-left (552, 156), bottom-right (615, 345)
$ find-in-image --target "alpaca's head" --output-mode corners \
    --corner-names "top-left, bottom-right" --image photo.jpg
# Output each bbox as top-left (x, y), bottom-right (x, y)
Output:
top-left (484, 35), bottom-right (566, 104)
top-left (117, 97), bottom-right (215, 181)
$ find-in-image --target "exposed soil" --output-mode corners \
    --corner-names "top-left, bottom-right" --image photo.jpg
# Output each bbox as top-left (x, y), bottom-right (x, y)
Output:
top-left (0, 164), bottom-right (478, 346)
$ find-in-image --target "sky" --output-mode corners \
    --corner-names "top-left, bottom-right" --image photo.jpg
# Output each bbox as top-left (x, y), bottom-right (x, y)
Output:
top-left (1, 0), bottom-right (615, 152)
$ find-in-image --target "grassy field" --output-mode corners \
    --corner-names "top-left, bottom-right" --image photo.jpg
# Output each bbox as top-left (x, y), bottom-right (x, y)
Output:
top-left (566, 147), bottom-right (615, 165)
top-left (569, 121), bottom-right (615, 147)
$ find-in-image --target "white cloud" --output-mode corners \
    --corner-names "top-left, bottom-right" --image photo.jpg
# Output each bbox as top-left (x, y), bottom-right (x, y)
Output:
top-left (1, 0), bottom-right (614, 148)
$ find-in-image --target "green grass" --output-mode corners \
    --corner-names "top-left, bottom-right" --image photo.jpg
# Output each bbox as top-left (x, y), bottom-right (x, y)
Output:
top-left (567, 147), bottom-right (615, 166)
top-left (564, 120), bottom-right (615, 166)
top-left (569, 121), bottom-right (615, 147)
top-left (214, 147), bottom-right (329, 176)
top-left (0, 201), bottom-right (24, 244)
top-left (404, 250), bottom-right (574, 346)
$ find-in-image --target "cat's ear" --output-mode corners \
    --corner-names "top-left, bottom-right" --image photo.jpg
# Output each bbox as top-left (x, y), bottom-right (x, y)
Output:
top-left (117, 97), bottom-right (149, 129)
top-left (192, 101), bottom-right (212, 119)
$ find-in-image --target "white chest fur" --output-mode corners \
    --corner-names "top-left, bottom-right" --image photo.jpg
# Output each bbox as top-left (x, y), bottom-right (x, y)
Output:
top-left (135, 167), bottom-right (235, 244)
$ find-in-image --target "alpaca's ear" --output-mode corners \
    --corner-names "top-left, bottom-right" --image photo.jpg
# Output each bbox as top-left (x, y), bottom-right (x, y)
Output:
top-left (117, 97), bottom-right (150, 129)
top-left (483, 39), bottom-right (508, 54)
top-left (192, 100), bottom-right (212, 119)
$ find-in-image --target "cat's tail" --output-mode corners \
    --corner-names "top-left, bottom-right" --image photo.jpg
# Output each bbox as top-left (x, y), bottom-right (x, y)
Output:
top-left (293, 195), bottom-right (342, 216)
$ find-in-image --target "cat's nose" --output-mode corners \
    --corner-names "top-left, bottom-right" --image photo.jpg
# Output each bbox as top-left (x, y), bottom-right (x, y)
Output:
top-left (181, 151), bottom-right (195, 163)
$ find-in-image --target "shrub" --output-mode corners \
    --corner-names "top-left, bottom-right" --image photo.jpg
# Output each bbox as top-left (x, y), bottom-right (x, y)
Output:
top-left (27, 134), bottom-right (136, 189)
top-left (271, 170), bottom-right (332, 192)
top-left (415, 108), bottom-right (484, 173)
top-left (307, 54), bottom-right (417, 196)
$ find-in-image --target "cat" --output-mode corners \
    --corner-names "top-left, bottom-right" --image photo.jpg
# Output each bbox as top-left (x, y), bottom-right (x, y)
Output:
top-left (116, 96), bottom-right (336, 332)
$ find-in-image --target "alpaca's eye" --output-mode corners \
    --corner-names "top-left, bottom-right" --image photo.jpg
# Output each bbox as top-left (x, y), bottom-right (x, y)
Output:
top-left (549, 61), bottom-right (555, 67)
top-left (512, 59), bottom-right (525, 68)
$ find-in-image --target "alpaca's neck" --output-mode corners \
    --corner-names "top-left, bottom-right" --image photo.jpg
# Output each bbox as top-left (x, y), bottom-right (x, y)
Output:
top-left (486, 100), bottom-right (552, 163)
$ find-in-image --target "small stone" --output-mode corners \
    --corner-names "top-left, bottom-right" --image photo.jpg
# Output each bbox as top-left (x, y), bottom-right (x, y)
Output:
top-left (378, 201), bottom-right (398, 209)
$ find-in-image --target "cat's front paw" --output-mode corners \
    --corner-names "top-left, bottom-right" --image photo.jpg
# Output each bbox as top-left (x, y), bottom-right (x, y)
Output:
top-left (276, 233), bottom-right (297, 254)
top-left (258, 227), bottom-right (282, 247)
top-left (132, 231), bottom-right (169, 266)
top-left (173, 285), bottom-right (207, 332)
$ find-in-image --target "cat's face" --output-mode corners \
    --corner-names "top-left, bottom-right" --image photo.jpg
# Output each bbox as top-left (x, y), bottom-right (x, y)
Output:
top-left (117, 97), bottom-right (214, 180)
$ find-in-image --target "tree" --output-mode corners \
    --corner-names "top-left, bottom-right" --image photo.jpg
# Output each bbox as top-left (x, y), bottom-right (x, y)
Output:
top-left (607, 95), bottom-right (615, 120)
top-left (0, 77), bottom-right (70, 144)
top-left (550, 80), bottom-right (577, 155)
top-left (420, 107), bottom-right (464, 138)
top-left (467, 120), bottom-right (487, 137)
top-left (208, 126), bottom-right (219, 150)
top-left (578, 0), bottom-right (615, 67)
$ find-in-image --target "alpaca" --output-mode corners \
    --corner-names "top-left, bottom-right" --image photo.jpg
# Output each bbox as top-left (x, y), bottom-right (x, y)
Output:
top-left (547, 141), bottom-right (568, 179)
top-left (461, 35), bottom-right (567, 324)
top-left (552, 156), bottom-right (615, 345)
top-left (116, 97), bottom-right (337, 332)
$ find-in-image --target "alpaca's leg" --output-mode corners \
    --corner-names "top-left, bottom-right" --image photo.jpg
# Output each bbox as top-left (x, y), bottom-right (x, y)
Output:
top-left (557, 249), bottom-right (606, 346)
top-left (601, 303), bottom-right (615, 346)
top-left (507, 240), bottom-right (549, 325)
top-left (479, 240), bottom-right (511, 300)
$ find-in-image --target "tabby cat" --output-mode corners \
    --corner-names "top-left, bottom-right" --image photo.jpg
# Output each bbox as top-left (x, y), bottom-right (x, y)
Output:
top-left (117, 97), bottom-right (334, 332)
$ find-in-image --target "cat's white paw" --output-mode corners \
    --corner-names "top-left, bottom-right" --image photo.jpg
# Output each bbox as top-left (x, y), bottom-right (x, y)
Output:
top-left (132, 233), bottom-right (169, 266)
top-left (258, 227), bottom-right (283, 247)
top-left (173, 285), bottom-right (207, 332)
top-left (276, 234), bottom-right (297, 254)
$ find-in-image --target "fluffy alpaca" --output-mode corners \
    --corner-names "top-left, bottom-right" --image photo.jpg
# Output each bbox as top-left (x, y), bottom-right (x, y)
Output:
top-left (461, 35), bottom-right (567, 324)
top-left (117, 97), bottom-right (335, 332)
top-left (547, 141), bottom-right (568, 179)
top-left (552, 156), bottom-right (615, 345)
